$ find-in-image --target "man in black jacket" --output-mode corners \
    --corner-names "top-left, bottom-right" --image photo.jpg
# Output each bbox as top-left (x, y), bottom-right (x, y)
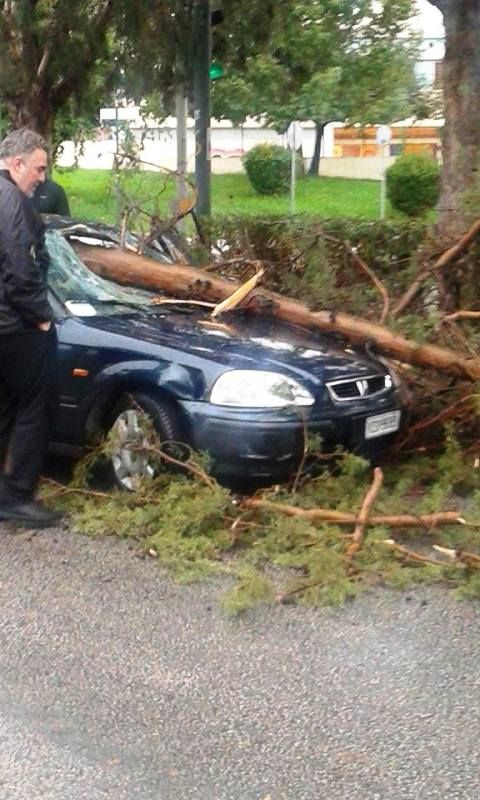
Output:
top-left (32, 176), bottom-right (70, 216)
top-left (0, 128), bottom-right (62, 528)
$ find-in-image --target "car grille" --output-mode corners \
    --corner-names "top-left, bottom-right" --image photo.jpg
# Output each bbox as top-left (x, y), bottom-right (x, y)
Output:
top-left (326, 374), bottom-right (392, 402)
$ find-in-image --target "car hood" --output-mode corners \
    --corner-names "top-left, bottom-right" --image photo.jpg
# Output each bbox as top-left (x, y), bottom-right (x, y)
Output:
top-left (76, 308), bottom-right (386, 383)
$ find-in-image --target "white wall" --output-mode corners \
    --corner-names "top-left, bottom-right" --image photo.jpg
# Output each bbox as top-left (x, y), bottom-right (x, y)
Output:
top-left (57, 119), bottom-right (333, 172)
top-left (318, 156), bottom-right (396, 181)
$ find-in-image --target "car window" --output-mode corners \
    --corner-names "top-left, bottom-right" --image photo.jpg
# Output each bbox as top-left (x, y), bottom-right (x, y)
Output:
top-left (46, 230), bottom-right (157, 314)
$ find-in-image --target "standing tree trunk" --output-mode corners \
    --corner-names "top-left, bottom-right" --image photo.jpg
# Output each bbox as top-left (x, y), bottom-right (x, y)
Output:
top-left (429, 0), bottom-right (480, 239)
top-left (0, 0), bottom-right (117, 141)
top-left (4, 91), bottom-right (54, 139)
top-left (308, 121), bottom-right (326, 176)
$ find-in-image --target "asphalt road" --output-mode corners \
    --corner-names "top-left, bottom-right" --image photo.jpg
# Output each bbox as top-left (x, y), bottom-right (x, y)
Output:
top-left (0, 522), bottom-right (479, 800)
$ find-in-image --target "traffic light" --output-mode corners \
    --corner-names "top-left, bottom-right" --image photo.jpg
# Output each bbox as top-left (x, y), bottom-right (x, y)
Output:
top-left (209, 62), bottom-right (224, 80)
top-left (210, 8), bottom-right (224, 81)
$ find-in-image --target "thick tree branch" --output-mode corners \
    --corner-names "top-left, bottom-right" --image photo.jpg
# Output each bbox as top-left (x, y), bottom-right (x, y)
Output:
top-left (242, 497), bottom-right (466, 529)
top-left (344, 240), bottom-right (390, 323)
top-left (444, 310), bottom-right (480, 322)
top-left (392, 218), bottom-right (480, 318)
top-left (344, 467), bottom-right (383, 563)
top-left (75, 244), bottom-right (480, 382)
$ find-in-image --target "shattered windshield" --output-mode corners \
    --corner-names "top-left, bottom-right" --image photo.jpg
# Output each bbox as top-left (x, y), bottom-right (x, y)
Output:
top-left (53, 220), bottom-right (185, 265)
top-left (46, 230), bottom-right (158, 316)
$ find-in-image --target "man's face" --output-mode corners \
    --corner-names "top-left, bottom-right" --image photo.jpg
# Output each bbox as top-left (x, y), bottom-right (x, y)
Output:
top-left (10, 148), bottom-right (48, 196)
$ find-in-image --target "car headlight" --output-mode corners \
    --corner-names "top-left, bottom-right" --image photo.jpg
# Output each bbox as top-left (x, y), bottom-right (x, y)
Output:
top-left (210, 370), bottom-right (315, 408)
top-left (376, 357), bottom-right (402, 389)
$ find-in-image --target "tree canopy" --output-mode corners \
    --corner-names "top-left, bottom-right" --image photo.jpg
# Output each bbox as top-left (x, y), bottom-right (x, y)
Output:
top-left (212, 0), bottom-right (422, 173)
top-left (0, 0), bottom-right (129, 136)
top-left (1, 0), bottom-right (476, 243)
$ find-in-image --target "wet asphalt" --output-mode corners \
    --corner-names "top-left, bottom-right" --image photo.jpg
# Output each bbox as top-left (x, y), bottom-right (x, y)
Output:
top-left (0, 522), bottom-right (479, 800)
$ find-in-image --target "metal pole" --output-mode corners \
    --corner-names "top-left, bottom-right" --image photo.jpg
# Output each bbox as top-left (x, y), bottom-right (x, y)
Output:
top-left (113, 103), bottom-right (121, 226)
top-left (115, 103), bottom-right (119, 155)
top-left (290, 142), bottom-right (296, 215)
top-left (289, 124), bottom-right (298, 215)
top-left (175, 83), bottom-right (188, 230)
top-left (193, 0), bottom-right (211, 217)
top-left (379, 143), bottom-right (386, 220)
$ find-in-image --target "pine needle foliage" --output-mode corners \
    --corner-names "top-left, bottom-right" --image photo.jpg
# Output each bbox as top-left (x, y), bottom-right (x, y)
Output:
top-left (42, 431), bottom-right (480, 615)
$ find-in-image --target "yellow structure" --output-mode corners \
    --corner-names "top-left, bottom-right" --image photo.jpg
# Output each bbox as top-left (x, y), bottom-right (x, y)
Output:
top-left (334, 124), bottom-right (442, 159)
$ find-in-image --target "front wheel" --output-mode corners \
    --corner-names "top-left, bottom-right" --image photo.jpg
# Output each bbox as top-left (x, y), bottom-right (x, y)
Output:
top-left (104, 391), bottom-right (185, 491)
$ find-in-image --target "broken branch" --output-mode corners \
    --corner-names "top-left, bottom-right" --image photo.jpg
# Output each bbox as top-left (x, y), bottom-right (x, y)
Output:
top-left (433, 545), bottom-right (480, 569)
top-left (241, 497), bottom-right (466, 529)
top-left (443, 310), bottom-right (480, 322)
top-left (344, 241), bottom-right (390, 323)
top-left (392, 217), bottom-right (480, 317)
top-left (382, 539), bottom-right (443, 566)
top-left (344, 467), bottom-right (384, 562)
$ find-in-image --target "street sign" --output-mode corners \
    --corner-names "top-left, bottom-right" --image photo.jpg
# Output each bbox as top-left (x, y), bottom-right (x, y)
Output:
top-left (286, 121), bottom-right (303, 149)
top-left (376, 125), bottom-right (392, 146)
top-left (376, 126), bottom-right (391, 221)
top-left (286, 122), bottom-right (303, 215)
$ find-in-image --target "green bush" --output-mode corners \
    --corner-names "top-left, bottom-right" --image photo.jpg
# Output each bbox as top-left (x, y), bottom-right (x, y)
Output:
top-left (243, 143), bottom-right (291, 195)
top-left (386, 152), bottom-right (440, 217)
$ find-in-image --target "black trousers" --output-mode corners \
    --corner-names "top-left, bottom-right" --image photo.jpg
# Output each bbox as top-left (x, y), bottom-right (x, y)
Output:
top-left (0, 328), bottom-right (58, 502)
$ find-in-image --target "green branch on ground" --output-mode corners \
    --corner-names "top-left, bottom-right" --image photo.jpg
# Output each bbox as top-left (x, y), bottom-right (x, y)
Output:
top-left (41, 435), bottom-right (480, 615)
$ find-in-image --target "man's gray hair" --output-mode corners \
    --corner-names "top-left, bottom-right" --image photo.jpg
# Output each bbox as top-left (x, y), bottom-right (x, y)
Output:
top-left (0, 128), bottom-right (48, 160)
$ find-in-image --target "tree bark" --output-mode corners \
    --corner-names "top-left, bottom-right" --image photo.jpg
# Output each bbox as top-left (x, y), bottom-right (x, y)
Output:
top-left (308, 121), bottom-right (325, 176)
top-left (0, 0), bottom-right (115, 139)
top-left (5, 91), bottom-right (54, 139)
top-left (75, 243), bottom-right (480, 381)
top-left (428, 0), bottom-right (480, 238)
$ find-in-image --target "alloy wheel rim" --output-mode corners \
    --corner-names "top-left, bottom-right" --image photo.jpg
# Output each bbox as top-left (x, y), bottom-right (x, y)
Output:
top-left (110, 409), bottom-right (159, 490)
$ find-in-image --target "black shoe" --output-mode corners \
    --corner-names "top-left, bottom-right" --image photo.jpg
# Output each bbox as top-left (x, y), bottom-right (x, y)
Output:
top-left (0, 499), bottom-right (63, 529)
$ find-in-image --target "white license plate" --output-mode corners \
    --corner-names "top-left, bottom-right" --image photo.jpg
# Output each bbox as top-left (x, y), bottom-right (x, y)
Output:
top-left (365, 410), bottom-right (401, 440)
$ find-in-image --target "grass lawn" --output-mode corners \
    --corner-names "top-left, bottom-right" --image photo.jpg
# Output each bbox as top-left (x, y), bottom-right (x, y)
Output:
top-left (54, 168), bottom-right (395, 224)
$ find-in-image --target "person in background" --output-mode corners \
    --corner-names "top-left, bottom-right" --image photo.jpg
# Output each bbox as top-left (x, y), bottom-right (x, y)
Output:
top-left (0, 128), bottom-right (62, 528)
top-left (32, 174), bottom-right (70, 215)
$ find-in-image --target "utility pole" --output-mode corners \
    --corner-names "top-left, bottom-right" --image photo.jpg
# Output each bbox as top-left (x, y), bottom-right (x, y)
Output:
top-left (175, 0), bottom-right (188, 229)
top-left (193, 0), bottom-right (211, 217)
top-left (175, 86), bottom-right (188, 230)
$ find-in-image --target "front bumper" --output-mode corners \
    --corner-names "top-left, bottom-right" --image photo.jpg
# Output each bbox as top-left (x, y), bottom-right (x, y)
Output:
top-left (181, 392), bottom-right (407, 483)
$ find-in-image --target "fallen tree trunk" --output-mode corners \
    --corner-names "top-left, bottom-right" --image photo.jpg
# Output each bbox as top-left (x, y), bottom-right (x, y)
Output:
top-left (76, 244), bottom-right (480, 381)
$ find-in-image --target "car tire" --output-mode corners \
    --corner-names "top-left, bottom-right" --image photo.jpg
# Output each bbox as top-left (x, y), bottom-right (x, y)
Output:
top-left (103, 391), bottom-right (185, 491)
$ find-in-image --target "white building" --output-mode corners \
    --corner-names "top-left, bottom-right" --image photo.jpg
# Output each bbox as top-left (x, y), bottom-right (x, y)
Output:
top-left (413, 0), bottom-right (445, 85)
top-left (58, 110), bottom-right (333, 172)
top-left (56, 2), bottom-right (445, 177)
top-left (415, 36), bottom-right (445, 85)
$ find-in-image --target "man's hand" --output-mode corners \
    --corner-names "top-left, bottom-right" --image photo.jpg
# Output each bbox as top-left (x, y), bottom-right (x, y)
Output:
top-left (37, 320), bottom-right (51, 331)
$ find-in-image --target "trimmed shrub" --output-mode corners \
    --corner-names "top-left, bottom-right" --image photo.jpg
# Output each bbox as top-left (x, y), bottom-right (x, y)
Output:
top-left (243, 143), bottom-right (291, 195)
top-left (205, 215), bottom-right (425, 314)
top-left (386, 152), bottom-right (440, 217)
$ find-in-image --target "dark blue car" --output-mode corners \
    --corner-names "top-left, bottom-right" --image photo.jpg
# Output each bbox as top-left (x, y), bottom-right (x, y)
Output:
top-left (46, 222), bottom-right (409, 489)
